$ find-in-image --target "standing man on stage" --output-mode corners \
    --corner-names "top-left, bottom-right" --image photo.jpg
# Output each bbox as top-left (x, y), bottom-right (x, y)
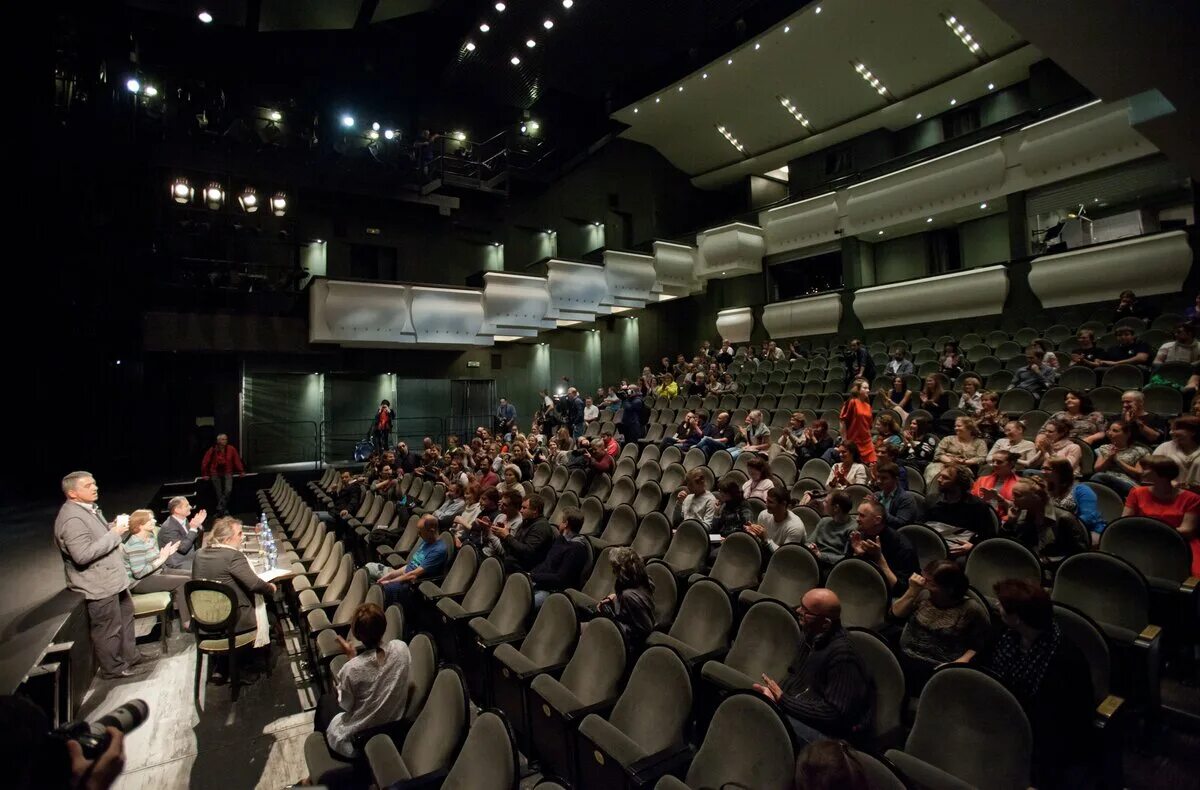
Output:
top-left (372, 399), bottom-right (396, 452)
top-left (54, 471), bottom-right (145, 679)
top-left (201, 433), bottom-right (245, 515)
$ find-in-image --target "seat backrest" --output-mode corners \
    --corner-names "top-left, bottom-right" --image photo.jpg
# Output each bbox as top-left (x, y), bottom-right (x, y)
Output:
top-left (438, 544), bottom-right (478, 596)
top-left (548, 465), bottom-right (570, 492)
top-left (645, 561), bottom-right (679, 628)
top-left (460, 556), bottom-right (505, 613)
top-left (635, 459), bottom-right (662, 486)
top-left (441, 710), bottom-right (518, 790)
top-left (423, 485), bottom-right (446, 512)
top-left (661, 519), bottom-right (710, 575)
top-left (605, 476), bottom-right (637, 509)
top-left (630, 511), bottom-right (672, 559)
top-left (580, 496), bottom-right (605, 537)
top-left (332, 569), bottom-right (370, 624)
top-left (532, 463), bottom-right (553, 488)
top-left (1053, 603), bottom-right (1110, 704)
top-left (963, 538), bottom-right (1041, 603)
top-left (708, 532), bottom-right (763, 591)
top-left (825, 558), bottom-right (888, 630)
top-left (557, 616), bottom-right (627, 708)
top-left (1051, 552), bottom-right (1149, 634)
top-left (757, 545), bottom-right (820, 608)
top-left (487, 573), bottom-right (533, 634)
top-left (682, 447), bottom-right (707, 471)
top-left (565, 469), bottom-right (588, 496)
top-left (724, 600), bottom-right (801, 681)
top-left (520, 593), bottom-right (578, 667)
top-left (854, 750), bottom-right (909, 790)
top-left (1100, 516), bottom-right (1192, 585)
top-left (402, 667), bottom-right (470, 777)
top-left (685, 693), bottom-right (796, 790)
top-left (847, 628), bottom-right (905, 746)
top-left (607, 646), bottom-right (692, 760)
top-left (897, 524), bottom-right (948, 568)
top-left (602, 504), bottom-right (638, 547)
top-left (658, 463), bottom-right (686, 494)
top-left (405, 632), bottom-right (437, 721)
top-left (799, 458), bottom-right (831, 482)
top-left (708, 450), bottom-right (734, 478)
top-left (905, 666), bottom-right (1031, 790)
top-left (667, 578), bottom-right (733, 655)
top-left (323, 553), bottom-right (354, 603)
top-left (395, 515), bottom-right (421, 554)
top-left (660, 445), bottom-right (683, 467)
top-left (580, 546), bottom-right (618, 600)
top-left (632, 480), bottom-right (664, 517)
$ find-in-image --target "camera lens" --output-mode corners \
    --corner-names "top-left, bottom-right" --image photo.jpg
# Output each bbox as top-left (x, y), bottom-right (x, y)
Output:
top-left (99, 700), bottom-right (148, 733)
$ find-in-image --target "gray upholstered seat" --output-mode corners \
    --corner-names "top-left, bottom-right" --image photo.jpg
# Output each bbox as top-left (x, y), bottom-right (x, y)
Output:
top-left (964, 538), bottom-right (1041, 604)
top-left (630, 511), bottom-right (672, 559)
top-left (886, 667), bottom-right (1031, 790)
top-left (690, 531), bottom-right (761, 594)
top-left (645, 561), bottom-right (679, 628)
top-left (438, 711), bottom-right (519, 790)
top-left (700, 600), bottom-right (799, 695)
top-left (645, 579), bottom-right (732, 663)
top-left (590, 503), bottom-right (637, 552)
top-left (847, 627), bottom-right (906, 749)
top-left (434, 556), bottom-right (505, 662)
top-left (825, 558), bottom-right (888, 630)
top-left (364, 667), bottom-right (471, 787)
top-left (898, 523), bottom-right (948, 568)
top-left (575, 646), bottom-right (692, 790)
top-left (657, 520), bottom-right (709, 577)
top-left (738, 544), bottom-right (819, 610)
top-left (566, 546), bottom-right (617, 613)
top-left (464, 573), bottom-right (533, 700)
top-left (632, 480), bottom-right (664, 518)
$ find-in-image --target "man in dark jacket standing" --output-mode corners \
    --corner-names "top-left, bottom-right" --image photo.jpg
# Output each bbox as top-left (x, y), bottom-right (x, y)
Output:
top-left (566, 387), bottom-right (585, 439)
top-left (530, 509), bottom-right (589, 609)
top-left (754, 588), bottom-right (874, 747)
top-left (619, 388), bottom-right (644, 443)
top-left (494, 495), bottom-right (555, 573)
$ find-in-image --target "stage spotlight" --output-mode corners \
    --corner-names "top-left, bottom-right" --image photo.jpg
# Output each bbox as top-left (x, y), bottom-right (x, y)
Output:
top-left (520, 123), bottom-right (527, 133)
top-left (480, 22), bottom-right (490, 32)
top-left (511, 55), bottom-right (521, 65)
top-left (543, 19), bottom-right (554, 29)
top-left (268, 110), bottom-right (282, 121)
top-left (526, 38), bottom-right (536, 48)
top-left (270, 192), bottom-right (288, 216)
top-left (372, 122), bottom-right (380, 131)
top-left (466, 41), bottom-right (476, 51)
top-left (170, 177), bottom-right (193, 204)
top-left (367, 130), bottom-right (379, 140)
top-left (384, 129), bottom-right (395, 140)
top-left (238, 187), bottom-right (259, 213)
top-left (125, 78), bottom-right (140, 93)
top-left (341, 115), bottom-right (355, 128)
top-left (204, 182), bottom-right (225, 210)
top-left (495, 2), bottom-right (505, 11)
top-left (562, 0), bottom-right (573, 7)
top-left (197, 10), bottom-right (213, 23)
top-left (143, 85), bottom-right (158, 97)
top-left (529, 121), bottom-right (540, 131)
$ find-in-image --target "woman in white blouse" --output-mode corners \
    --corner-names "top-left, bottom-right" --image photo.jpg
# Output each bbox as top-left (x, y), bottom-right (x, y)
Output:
top-left (742, 456), bottom-right (776, 501)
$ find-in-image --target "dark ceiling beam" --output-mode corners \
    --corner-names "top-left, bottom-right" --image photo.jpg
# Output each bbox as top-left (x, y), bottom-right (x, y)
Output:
top-left (355, 0), bottom-right (381, 30)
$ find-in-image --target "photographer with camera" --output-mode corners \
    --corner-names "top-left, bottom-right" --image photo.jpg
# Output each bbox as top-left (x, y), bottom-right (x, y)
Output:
top-left (617, 386), bottom-right (644, 442)
top-left (54, 471), bottom-right (146, 680)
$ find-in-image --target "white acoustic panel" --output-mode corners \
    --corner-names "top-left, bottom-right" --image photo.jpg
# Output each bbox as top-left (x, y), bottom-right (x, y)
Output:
top-left (854, 266), bottom-right (1009, 329)
top-left (844, 138), bottom-right (1006, 232)
top-left (601, 250), bottom-right (657, 309)
top-left (1028, 230), bottom-right (1191, 308)
top-left (715, 307), bottom-right (755, 344)
top-left (546, 259), bottom-right (608, 322)
top-left (310, 279), bottom-right (415, 345)
top-left (409, 287), bottom-right (490, 346)
top-left (695, 222), bottom-right (765, 280)
top-left (1018, 101), bottom-right (1154, 182)
top-left (759, 192), bottom-right (840, 255)
top-left (652, 241), bottom-right (701, 296)
top-left (482, 272), bottom-right (554, 337)
top-left (762, 293), bottom-right (842, 339)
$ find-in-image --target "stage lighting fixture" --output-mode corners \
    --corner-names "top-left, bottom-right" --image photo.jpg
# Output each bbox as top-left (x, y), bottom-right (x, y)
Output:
top-left (238, 187), bottom-right (259, 213)
top-left (495, 2), bottom-right (505, 11)
top-left (125, 78), bottom-right (140, 93)
top-left (815, 6), bottom-right (822, 13)
top-left (915, 112), bottom-right (923, 119)
top-left (197, 10), bottom-right (212, 23)
top-left (511, 55), bottom-right (521, 65)
top-left (526, 38), bottom-right (536, 48)
top-left (341, 115), bottom-right (354, 128)
top-left (204, 182), bottom-right (225, 210)
top-left (949, 98), bottom-right (957, 105)
top-left (384, 129), bottom-right (395, 140)
top-left (784, 25), bottom-right (790, 32)
top-left (979, 202), bottom-right (988, 209)
top-left (143, 85), bottom-right (158, 97)
top-left (926, 217), bottom-right (933, 223)
top-left (270, 192), bottom-right (288, 216)
top-left (529, 121), bottom-right (540, 131)
top-left (170, 177), bottom-right (193, 204)
top-left (677, 86), bottom-right (683, 92)
top-left (754, 42), bottom-right (761, 50)
top-left (367, 130), bottom-right (379, 140)
top-left (453, 130), bottom-right (467, 141)
top-left (702, 72), bottom-right (708, 79)
top-left (520, 123), bottom-right (527, 133)
top-left (480, 22), bottom-right (490, 32)
top-left (372, 122), bottom-right (380, 131)
top-left (544, 19), bottom-right (554, 29)
top-left (562, 0), bottom-right (573, 7)
top-left (466, 41), bottom-right (476, 51)
top-left (633, 108), bottom-right (638, 113)
top-left (268, 110), bottom-right (282, 121)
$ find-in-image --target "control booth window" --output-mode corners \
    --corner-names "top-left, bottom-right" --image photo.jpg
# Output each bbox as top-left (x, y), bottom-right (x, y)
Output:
top-left (768, 250), bottom-right (844, 301)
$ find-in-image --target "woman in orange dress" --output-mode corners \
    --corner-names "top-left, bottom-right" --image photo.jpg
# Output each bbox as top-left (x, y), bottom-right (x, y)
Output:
top-left (841, 378), bottom-right (877, 466)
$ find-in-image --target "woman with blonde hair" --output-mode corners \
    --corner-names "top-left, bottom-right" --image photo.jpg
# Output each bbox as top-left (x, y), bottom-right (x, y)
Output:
top-left (924, 416), bottom-right (987, 486)
top-left (121, 509), bottom-right (191, 631)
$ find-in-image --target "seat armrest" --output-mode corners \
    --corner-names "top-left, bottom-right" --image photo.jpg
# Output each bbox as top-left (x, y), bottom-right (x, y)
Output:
top-left (477, 629), bottom-right (527, 650)
top-left (627, 743), bottom-right (696, 787)
top-left (388, 768), bottom-right (450, 790)
top-left (562, 698), bottom-right (618, 725)
top-left (302, 598), bottom-right (341, 615)
top-left (1094, 693), bottom-right (1125, 728)
top-left (1135, 624), bottom-right (1162, 648)
top-left (1181, 576), bottom-right (1198, 593)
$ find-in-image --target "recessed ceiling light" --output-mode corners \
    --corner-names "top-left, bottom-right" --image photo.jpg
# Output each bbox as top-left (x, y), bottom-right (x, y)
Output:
top-left (526, 38), bottom-right (536, 48)
top-left (949, 98), bottom-right (957, 105)
top-left (268, 110), bottom-right (282, 121)
top-left (979, 202), bottom-right (988, 209)
top-left (143, 85), bottom-right (158, 97)
top-left (633, 108), bottom-right (638, 114)
top-left (716, 124), bottom-right (745, 153)
top-left (125, 78), bottom-right (140, 93)
top-left (754, 42), bottom-right (761, 50)
top-left (815, 6), bottom-right (822, 13)
top-left (479, 22), bottom-right (490, 32)
top-left (197, 10), bottom-right (213, 23)
top-left (341, 115), bottom-right (354, 127)
top-left (926, 217), bottom-right (933, 223)
top-left (945, 15), bottom-right (984, 55)
top-left (372, 122), bottom-right (380, 131)
top-left (854, 62), bottom-right (889, 96)
top-left (915, 112), bottom-right (923, 119)
top-left (877, 230), bottom-right (884, 235)
top-left (465, 41), bottom-right (476, 51)
top-left (727, 58), bottom-right (733, 65)
top-left (543, 19), bottom-right (554, 29)
top-left (655, 97), bottom-right (660, 103)
top-left (778, 96), bottom-right (812, 128)
top-left (384, 129), bottom-right (395, 139)
top-left (988, 82), bottom-right (995, 90)
top-left (702, 73), bottom-right (708, 79)
top-left (677, 85), bottom-right (683, 92)
top-left (784, 25), bottom-right (790, 33)
top-left (510, 55), bottom-right (521, 65)
top-left (495, 2), bottom-right (506, 11)
top-left (529, 121), bottom-right (540, 131)
top-left (562, 0), bottom-right (573, 7)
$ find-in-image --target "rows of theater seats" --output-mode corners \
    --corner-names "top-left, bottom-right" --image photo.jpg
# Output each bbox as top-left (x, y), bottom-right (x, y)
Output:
top-left (251, 435), bottom-right (1195, 790)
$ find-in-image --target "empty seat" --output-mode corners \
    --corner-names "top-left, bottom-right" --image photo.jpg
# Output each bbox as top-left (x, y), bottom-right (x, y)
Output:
top-left (532, 463), bottom-right (553, 488)
top-left (826, 558), bottom-right (888, 630)
top-left (613, 456), bottom-right (637, 480)
top-left (707, 449), bottom-right (734, 478)
top-left (659, 462), bottom-right (686, 494)
top-left (636, 459), bottom-right (662, 486)
top-left (463, 573), bottom-right (534, 702)
top-left (566, 546), bottom-right (618, 613)
top-left (964, 538), bottom-right (1041, 604)
top-left (700, 599), bottom-right (800, 699)
top-left (603, 476), bottom-right (637, 511)
top-left (362, 667), bottom-right (471, 788)
top-left (574, 646), bottom-right (693, 790)
top-left (433, 556), bottom-right (505, 663)
top-left (631, 480), bottom-right (664, 518)
top-left (847, 627), bottom-right (906, 749)
top-left (630, 511), bottom-right (672, 559)
top-left (529, 617), bottom-right (628, 785)
top-left (799, 458), bottom-right (831, 482)
top-left (646, 578), bottom-right (733, 666)
top-left (655, 519), bottom-right (710, 579)
top-left (689, 531), bottom-right (762, 594)
top-left (897, 524), bottom-right (948, 568)
top-left (655, 693), bottom-right (796, 790)
top-left (738, 544), bottom-right (819, 610)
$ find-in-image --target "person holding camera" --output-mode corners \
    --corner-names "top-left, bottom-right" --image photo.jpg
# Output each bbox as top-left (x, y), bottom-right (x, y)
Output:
top-left (54, 471), bottom-right (146, 679)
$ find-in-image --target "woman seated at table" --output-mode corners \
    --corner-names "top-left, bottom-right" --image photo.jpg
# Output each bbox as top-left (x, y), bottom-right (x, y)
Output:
top-left (191, 516), bottom-right (277, 634)
top-left (312, 603), bottom-right (412, 762)
top-left (122, 509), bottom-right (191, 631)
top-left (889, 559), bottom-right (990, 691)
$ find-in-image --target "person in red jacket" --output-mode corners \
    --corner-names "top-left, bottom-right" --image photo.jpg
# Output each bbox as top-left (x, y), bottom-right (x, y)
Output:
top-left (201, 433), bottom-right (245, 515)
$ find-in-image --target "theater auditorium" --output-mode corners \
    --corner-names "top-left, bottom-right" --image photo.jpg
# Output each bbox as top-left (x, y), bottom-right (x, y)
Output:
top-left (6, 0), bottom-right (1199, 788)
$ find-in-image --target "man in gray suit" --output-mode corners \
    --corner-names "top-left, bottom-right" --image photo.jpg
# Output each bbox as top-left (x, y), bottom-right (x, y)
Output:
top-left (158, 496), bottom-right (206, 572)
top-left (54, 471), bottom-right (146, 679)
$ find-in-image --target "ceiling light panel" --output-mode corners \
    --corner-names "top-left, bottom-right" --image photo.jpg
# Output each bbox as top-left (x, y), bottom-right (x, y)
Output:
top-left (853, 61), bottom-right (889, 96)
top-left (716, 125), bottom-right (745, 154)
top-left (945, 15), bottom-right (985, 57)
top-left (778, 97), bottom-right (812, 128)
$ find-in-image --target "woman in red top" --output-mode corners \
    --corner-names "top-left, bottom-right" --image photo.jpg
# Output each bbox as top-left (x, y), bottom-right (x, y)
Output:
top-left (841, 378), bottom-right (877, 465)
top-left (1123, 455), bottom-right (1200, 575)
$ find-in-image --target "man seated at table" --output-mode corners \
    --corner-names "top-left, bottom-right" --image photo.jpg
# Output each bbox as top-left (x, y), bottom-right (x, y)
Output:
top-left (377, 516), bottom-right (447, 611)
top-left (754, 588), bottom-right (874, 747)
top-left (191, 516), bottom-right (277, 682)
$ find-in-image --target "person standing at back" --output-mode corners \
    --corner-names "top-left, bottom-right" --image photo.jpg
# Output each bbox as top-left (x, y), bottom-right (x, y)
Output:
top-left (200, 433), bottom-right (245, 515)
top-left (55, 471), bottom-right (147, 679)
